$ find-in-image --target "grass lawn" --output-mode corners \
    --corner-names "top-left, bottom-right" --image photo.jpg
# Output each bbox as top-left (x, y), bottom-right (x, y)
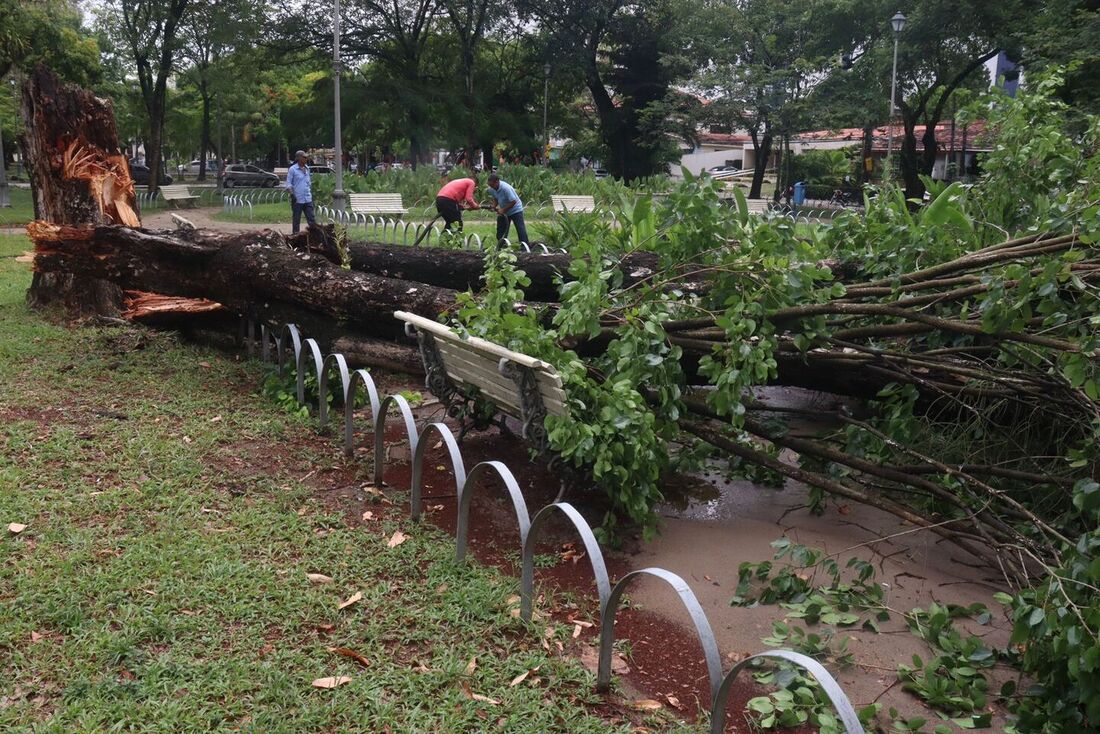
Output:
top-left (0, 234), bottom-right (683, 732)
top-left (1, 188), bottom-right (36, 228)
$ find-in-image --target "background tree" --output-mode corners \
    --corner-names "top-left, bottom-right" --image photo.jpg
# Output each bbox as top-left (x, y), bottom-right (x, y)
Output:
top-left (1020, 0), bottom-right (1100, 130)
top-left (860, 0), bottom-right (1027, 198)
top-left (695, 0), bottom-right (851, 199)
top-left (101, 0), bottom-right (192, 193)
top-left (519, 0), bottom-right (701, 180)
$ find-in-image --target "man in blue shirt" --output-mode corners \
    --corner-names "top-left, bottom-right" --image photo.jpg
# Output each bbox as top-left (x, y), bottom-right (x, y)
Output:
top-left (487, 173), bottom-right (528, 247)
top-left (285, 150), bottom-right (315, 234)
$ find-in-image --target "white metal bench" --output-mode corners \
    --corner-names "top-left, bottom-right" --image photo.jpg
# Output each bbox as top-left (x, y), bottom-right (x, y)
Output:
top-left (551, 194), bottom-right (597, 214)
top-left (395, 311), bottom-right (566, 449)
top-left (160, 185), bottom-right (199, 208)
top-left (349, 193), bottom-right (408, 218)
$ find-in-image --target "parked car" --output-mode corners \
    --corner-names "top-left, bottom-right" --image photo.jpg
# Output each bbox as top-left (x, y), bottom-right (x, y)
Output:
top-left (708, 165), bottom-right (740, 175)
top-left (188, 159), bottom-right (219, 175)
top-left (593, 168), bottom-right (609, 179)
top-left (220, 164), bottom-right (279, 188)
top-left (129, 163), bottom-right (173, 186)
top-left (307, 165), bottom-right (335, 176)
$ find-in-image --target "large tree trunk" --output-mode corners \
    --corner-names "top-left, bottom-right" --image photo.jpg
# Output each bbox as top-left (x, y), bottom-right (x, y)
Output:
top-left (20, 65), bottom-right (140, 317)
top-left (342, 243), bottom-right (667, 302)
top-left (30, 224), bottom-right (459, 340)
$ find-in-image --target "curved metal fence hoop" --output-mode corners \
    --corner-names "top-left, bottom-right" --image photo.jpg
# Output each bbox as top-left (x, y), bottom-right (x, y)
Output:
top-left (521, 502), bottom-right (610, 622)
top-left (344, 368), bottom-right (382, 456)
top-left (410, 422), bottom-right (467, 521)
top-left (278, 323), bottom-right (302, 375)
top-left (710, 650), bottom-right (864, 734)
top-left (466, 233), bottom-right (482, 251)
top-left (317, 353), bottom-right (351, 429)
top-left (499, 237), bottom-right (511, 252)
top-left (455, 460), bottom-right (529, 563)
top-left (597, 567), bottom-right (723, 700)
top-left (296, 338), bottom-right (325, 408)
top-left (371, 393), bottom-right (419, 487)
top-left (402, 221), bottom-right (414, 246)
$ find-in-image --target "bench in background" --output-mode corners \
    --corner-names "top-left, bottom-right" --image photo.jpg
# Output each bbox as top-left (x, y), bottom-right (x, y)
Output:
top-left (160, 185), bottom-right (199, 208)
top-left (551, 194), bottom-right (597, 214)
top-left (349, 193), bottom-right (408, 218)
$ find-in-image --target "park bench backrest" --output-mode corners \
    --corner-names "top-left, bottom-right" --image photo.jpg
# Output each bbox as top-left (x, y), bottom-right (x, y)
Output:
top-left (395, 310), bottom-right (567, 446)
top-left (551, 194), bottom-right (597, 214)
top-left (160, 185), bottom-right (197, 200)
top-left (348, 193), bottom-right (408, 215)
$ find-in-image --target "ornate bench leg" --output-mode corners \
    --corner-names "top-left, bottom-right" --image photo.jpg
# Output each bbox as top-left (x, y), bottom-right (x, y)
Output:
top-left (499, 359), bottom-right (550, 456)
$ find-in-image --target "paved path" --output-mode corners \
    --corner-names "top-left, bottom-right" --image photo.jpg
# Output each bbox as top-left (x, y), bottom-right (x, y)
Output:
top-left (142, 207), bottom-right (288, 233)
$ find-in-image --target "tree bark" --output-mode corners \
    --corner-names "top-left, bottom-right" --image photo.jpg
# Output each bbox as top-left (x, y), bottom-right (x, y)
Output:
top-left (749, 131), bottom-right (772, 200)
top-left (29, 224), bottom-right (459, 339)
top-left (20, 65), bottom-right (139, 317)
top-left (341, 242), bottom-right (667, 301)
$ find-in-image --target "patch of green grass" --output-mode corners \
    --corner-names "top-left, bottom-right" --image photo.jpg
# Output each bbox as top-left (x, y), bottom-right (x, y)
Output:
top-left (0, 233), bottom-right (691, 732)
top-left (0, 187), bottom-right (35, 227)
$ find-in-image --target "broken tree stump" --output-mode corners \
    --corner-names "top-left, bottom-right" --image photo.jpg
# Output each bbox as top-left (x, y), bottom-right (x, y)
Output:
top-left (21, 65), bottom-right (139, 317)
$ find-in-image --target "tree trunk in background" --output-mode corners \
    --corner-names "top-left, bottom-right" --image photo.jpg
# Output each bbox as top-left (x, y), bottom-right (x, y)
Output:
top-left (198, 81), bottom-right (211, 181)
top-left (20, 65), bottom-right (138, 317)
top-left (748, 132), bottom-right (772, 200)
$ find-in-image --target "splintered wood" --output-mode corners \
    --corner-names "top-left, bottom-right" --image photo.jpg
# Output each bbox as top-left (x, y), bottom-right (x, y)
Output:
top-left (122, 291), bottom-right (224, 320)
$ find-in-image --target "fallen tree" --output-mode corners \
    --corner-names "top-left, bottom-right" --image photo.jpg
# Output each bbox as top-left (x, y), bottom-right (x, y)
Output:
top-left (22, 66), bottom-right (1099, 585)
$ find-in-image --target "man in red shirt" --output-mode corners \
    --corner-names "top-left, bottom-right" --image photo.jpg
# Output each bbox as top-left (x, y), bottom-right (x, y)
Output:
top-left (435, 177), bottom-right (479, 232)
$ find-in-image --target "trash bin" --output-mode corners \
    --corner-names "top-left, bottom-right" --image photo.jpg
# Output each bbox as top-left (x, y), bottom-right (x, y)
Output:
top-left (792, 181), bottom-right (807, 206)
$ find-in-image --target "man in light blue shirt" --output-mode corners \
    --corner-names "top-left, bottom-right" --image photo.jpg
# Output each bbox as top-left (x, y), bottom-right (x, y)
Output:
top-left (487, 173), bottom-right (528, 247)
top-left (285, 150), bottom-right (315, 234)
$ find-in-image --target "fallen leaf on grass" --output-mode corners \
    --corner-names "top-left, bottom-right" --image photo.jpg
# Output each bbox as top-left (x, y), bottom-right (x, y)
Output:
top-left (311, 676), bottom-right (352, 689)
top-left (361, 511), bottom-right (375, 521)
top-left (460, 680), bottom-right (500, 705)
top-left (509, 667), bottom-right (539, 687)
top-left (630, 699), bottom-right (663, 712)
top-left (386, 531), bottom-right (408, 548)
top-left (328, 647), bottom-right (371, 668)
top-left (307, 573), bottom-right (334, 585)
top-left (464, 657), bottom-right (477, 675)
top-left (198, 361), bottom-right (211, 368)
top-left (7, 523), bottom-right (27, 534)
top-left (665, 695), bottom-right (682, 709)
top-left (338, 591), bottom-right (363, 610)
top-left (30, 631), bottom-right (43, 643)
top-left (573, 624), bottom-right (583, 639)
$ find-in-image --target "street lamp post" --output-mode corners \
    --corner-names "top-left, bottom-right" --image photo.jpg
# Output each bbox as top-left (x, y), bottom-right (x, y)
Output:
top-left (332, 0), bottom-right (346, 211)
top-left (885, 11), bottom-right (907, 170)
top-left (542, 63), bottom-right (550, 167)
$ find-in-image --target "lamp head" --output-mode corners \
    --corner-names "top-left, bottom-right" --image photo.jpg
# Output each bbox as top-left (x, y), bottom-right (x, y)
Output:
top-left (891, 11), bottom-right (907, 34)
top-left (544, 63), bottom-right (551, 78)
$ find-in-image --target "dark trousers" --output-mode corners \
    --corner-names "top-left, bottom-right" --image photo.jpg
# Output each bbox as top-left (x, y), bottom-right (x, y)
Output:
top-left (496, 210), bottom-right (529, 246)
top-left (436, 196), bottom-right (463, 231)
top-left (291, 200), bottom-right (315, 234)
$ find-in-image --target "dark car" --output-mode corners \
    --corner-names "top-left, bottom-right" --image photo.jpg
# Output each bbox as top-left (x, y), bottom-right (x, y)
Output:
top-left (307, 165), bottom-right (335, 176)
top-left (220, 164), bottom-right (279, 188)
top-left (129, 163), bottom-right (173, 186)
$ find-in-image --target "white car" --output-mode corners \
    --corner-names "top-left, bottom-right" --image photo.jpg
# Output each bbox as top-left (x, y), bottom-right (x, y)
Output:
top-left (188, 159), bottom-right (218, 175)
top-left (709, 165), bottom-right (740, 174)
